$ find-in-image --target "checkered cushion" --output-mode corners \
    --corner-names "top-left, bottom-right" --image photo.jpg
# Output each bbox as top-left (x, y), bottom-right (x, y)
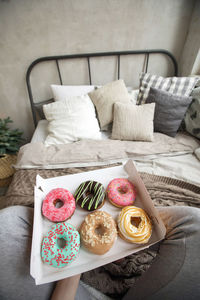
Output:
top-left (137, 72), bottom-right (198, 105)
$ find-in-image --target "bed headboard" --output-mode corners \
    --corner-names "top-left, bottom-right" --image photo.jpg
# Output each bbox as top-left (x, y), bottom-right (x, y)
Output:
top-left (26, 49), bottom-right (178, 128)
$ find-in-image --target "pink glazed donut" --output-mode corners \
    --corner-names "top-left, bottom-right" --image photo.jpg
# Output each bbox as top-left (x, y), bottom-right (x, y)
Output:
top-left (42, 188), bottom-right (76, 222)
top-left (106, 178), bottom-right (136, 208)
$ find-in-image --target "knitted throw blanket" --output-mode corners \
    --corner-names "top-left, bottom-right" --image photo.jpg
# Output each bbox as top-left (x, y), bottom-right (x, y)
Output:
top-left (2, 164), bottom-right (200, 209)
top-left (1, 164), bottom-right (200, 298)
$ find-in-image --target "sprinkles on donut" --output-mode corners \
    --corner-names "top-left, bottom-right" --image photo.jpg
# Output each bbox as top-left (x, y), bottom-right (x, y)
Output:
top-left (106, 178), bottom-right (137, 207)
top-left (74, 180), bottom-right (105, 211)
top-left (42, 188), bottom-right (76, 222)
top-left (41, 222), bottom-right (80, 268)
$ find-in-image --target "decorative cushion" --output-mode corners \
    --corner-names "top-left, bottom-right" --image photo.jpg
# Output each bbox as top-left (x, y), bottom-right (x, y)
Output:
top-left (146, 87), bottom-right (192, 137)
top-left (35, 99), bottom-right (54, 119)
top-left (111, 102), bottom-right (155, 142)
top-left (43, 95), bottom-right (101, 146)
top-left (128, 88), bottom-right (139, 105)
top-left (101, 89), bottom-right (139, 132)
top-left (137, 72), bottom-right (198, 105)
top-left (51, 85), bottom-right (98, 101)
top-left (88, 79), bottom-right (131, 129)
top-left (184, 85), bottom-right (200, 140)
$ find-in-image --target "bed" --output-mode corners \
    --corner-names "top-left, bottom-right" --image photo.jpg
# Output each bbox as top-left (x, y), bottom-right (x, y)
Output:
top-left (23, 49), bottom-right (200, 188)
top-left (2, 49), bottom-right (200, 297)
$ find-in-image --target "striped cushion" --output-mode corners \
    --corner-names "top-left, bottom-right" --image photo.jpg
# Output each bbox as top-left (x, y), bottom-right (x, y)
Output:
top-left (137, 72), bottom-right (198, 105)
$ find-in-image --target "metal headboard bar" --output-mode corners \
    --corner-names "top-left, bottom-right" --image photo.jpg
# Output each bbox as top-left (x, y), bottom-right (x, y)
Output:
top-left (55, 60), bottom-right (63, 85)
top-left (118, 55), bottom-right (120, 80)
top-left (145, 53), bottom-right (149, 73)
top-left (26, 49), bottom-right (178, 127)
top-left (87, 57), bottom-right (92, 85)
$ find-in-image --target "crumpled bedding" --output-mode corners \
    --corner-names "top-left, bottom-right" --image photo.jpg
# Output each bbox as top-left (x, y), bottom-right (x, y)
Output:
top-left (14, 132), bottom-right (199, 169)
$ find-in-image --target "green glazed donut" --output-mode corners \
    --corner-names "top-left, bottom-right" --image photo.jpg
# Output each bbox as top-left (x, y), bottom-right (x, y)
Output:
top-left (41, 222), bottom-right (80, 268)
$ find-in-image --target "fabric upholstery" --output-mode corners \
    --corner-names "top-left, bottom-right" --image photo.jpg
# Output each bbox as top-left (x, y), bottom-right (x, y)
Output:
top-left (88, 80), bottom-right (131, 129)
top-left (111, 102), bottom-right (155, 141)
top-left (137, 72), bottom-right (198, 105)
top-left (146, 87), bottom-right (192, 137)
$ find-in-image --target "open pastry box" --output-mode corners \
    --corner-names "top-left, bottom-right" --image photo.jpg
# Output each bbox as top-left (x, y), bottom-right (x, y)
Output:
top-left (30, 159), bottom-right (166, 285)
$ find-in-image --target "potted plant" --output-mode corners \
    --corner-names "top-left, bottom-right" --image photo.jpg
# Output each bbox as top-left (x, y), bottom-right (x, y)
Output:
top-left (0, 117), bottom-right (23, 182)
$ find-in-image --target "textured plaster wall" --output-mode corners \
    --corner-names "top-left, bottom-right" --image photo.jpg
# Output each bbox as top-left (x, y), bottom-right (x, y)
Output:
top-left (0, 0), bottom-right (195, 141)
top-left (180, 0), bottom-right (200, 75)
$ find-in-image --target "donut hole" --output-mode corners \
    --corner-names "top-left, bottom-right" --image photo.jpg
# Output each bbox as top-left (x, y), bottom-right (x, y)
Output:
top-left (95, 225), bottom-right (105, 236)
top-left (53, 199), bottom-right (64, 208)
top-left (131, 217), bottom-right (141, 228)
top-left (83, 191), bottom-right (94, 199)
top-left (57, 238), bottom-right (66, 248)
top-left (118, 186), bottom-right (128, 194)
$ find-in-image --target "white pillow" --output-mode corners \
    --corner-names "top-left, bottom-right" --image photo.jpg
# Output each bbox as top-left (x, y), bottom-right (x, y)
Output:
top-left (51, 84), bottom-right (98, 101)
top-left (43, 95), bottom-right (101, 146)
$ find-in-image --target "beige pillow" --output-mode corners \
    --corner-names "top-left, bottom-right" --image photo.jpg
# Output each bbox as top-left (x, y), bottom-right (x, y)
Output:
top-left (88, 79), bottom-right (131, 129)
top-left (111, 102), bottom-right (155, 142)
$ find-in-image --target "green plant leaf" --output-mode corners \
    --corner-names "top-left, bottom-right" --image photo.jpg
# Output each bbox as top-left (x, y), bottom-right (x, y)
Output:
top-left (0, 117), bottom-right (23, 155)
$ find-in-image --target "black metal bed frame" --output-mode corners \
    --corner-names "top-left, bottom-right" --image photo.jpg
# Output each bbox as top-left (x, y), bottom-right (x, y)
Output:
top-left (26, 49), bottom-right (178, 128)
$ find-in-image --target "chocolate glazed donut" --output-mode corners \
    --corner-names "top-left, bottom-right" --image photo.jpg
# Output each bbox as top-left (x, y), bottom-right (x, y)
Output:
top-left (74, 181), bottom-right (105, 211)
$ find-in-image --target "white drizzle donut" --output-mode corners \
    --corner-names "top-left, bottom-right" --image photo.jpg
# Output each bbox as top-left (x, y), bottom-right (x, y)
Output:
top-left (118, 206), bottom-right (152, 244)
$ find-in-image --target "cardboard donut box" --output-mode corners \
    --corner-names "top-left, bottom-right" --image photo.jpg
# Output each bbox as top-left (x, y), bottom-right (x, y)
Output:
top-left (31, 159), bottom-right (166, 285)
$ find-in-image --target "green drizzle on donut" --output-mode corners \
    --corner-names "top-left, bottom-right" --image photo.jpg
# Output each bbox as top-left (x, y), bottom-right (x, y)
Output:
top-left (74, 181), bottom-right (105, 211)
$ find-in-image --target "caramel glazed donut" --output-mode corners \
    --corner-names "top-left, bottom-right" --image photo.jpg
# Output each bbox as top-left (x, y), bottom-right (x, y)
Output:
top-left (118, 206), bottom-right (152, 244)
top-left (74, 180), bottom-right (105, 211)
top-left (80, 211), bottom-right (117, 255)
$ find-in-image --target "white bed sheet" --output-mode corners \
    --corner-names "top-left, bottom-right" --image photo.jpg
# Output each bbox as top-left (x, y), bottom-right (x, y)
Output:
top-left (31, 120), bottom-right (49, 143)
top-left (30, 120), bottom-right (200, 187)
top-left (135, 153), bottom-right (200, 186)
top-left (31, 120), bottom-right (111, 143)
